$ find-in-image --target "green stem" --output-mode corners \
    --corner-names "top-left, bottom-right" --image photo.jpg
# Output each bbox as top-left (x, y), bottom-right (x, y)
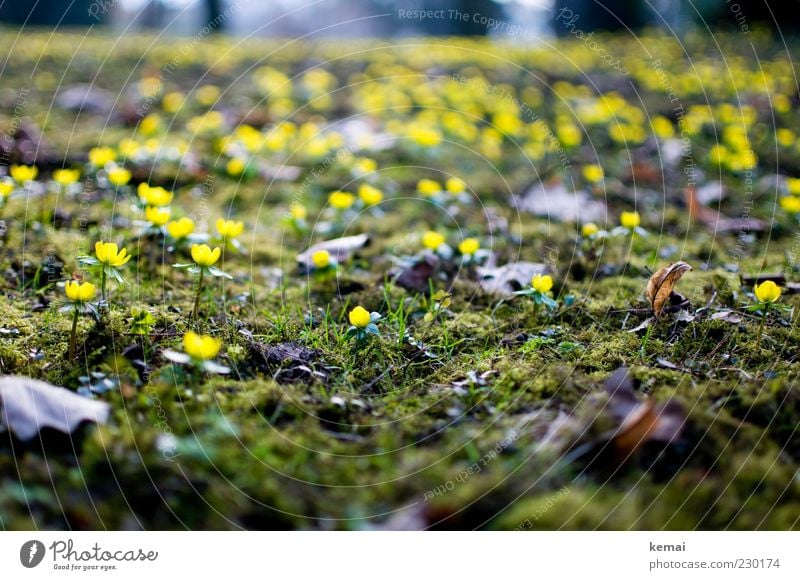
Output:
top-left (69, 309), bottom-right (79, 359)
top-left (641, 322), bottom-right (653, 358)
top-left (759, 303), bottom-right (768, 342)
top-left (193, 270), bottom-right (205, 319)
top-left (101, 268), bottom-right (107, 303)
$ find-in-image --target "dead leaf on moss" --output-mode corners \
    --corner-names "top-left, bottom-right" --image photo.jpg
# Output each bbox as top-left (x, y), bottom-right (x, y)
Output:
top-left (646, 261), bottom-right (692, 317)
top-left (0, 376), bottom-right (110, 441)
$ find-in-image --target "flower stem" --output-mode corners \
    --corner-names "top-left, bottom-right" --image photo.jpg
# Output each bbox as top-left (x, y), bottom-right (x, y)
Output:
top-left (69, 309), bottom-right (79, 359)
top-left (192, 270), bottom-right (205, 319)
top-left (101, 269), bottom-right (107, 303)
top-left (758, 303), bottom-right (768, 342)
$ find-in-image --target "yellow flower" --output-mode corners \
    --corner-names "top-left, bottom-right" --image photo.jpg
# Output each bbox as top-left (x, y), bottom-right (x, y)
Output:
top-left (458, 237), bottom-right (480, 255)
top-left (216, 218), bottom-right (244, 240)
top-left (445, 177), bottom-right (466, 194)
top-left (582, 222), bottom-right (599, 237)
top-left (311, 250), bottom-right (331, 269)
top-left (65, 280), bottom-right (96, 303)
top-left (786, 177), bottom-right (800, 195)
top-left (290, 203), bottom-right (307, 220)
top-left (191, 244), bottom-right (221, 267)
top-left (53, 168), bottom-right (80, 186)
top-left (328, 191), bottom-right (355, 210)
top-left (780, 196), bottom-right (800, 214)
top-left (139, 114), bottom-right (160, 136)
top-left (226, 158), bottom-right (246, 176)
top-left (0, 179), bottom-right (14, 198)
top-left (349, 306), bottom-right (371, 329)
top-left (89, 146), bottom-right (116, 167)
top-left (353, 157), bottom-right (377, 174)
top-left (166, 217), bottom-right (195, 239)
top-left (162, 91), bottom-right (184, 113)
top-left (422, 231), bottom-right (445, 250)
top-left (10, 165), bottom-right (38, 183)
top-left (196, 84), bottom-right (220, 106)
top-left (754, 280), bottom-right (781, 303)
top-left (144, 205), bottom-right (171, 226)
top-left (183, 331), bottom-right (221, 360)
top-left (107, 167), bottom-right (131, 187)
top-left (531, 274), bottom-right (553, 294)
top-left (582, 164), bottom-right (604, 183)
top-left (358, 183), bottom-right (383, 206)
top-left (95, 241), bottom-right (131, 267)
top-left (620, 211), bottom-right (641, 229)
top-left (138, 183), bottom-right (173, 206)
top-left (417, 179), bottom-right (441, 196)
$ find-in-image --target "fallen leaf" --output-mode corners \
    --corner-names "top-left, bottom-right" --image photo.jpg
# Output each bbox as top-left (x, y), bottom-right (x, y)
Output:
top-left (602, 368), bottom-right (685, 457)
top-left (394, 254), bottom-right (438, 293)
top-left (246, 340), bottom-right (326, 384)
top-left (646, 261), bottom-right (692, 317)
top-left (297, 234), bottom-right (369, 270)
top-left (0, 376), bottom-right (110, 441)
top-left (514, 179), bottom-right (606, 223)
top-left (685, 186), bottom-right (764, 233)
top-left (710, 310), bottom-right (743, 324)
top-left (477, 262), bottom-right (549, 296)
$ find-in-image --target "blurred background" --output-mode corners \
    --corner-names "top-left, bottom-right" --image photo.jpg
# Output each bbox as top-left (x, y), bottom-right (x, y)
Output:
top-left (0, 0), bottom-right (796, 38)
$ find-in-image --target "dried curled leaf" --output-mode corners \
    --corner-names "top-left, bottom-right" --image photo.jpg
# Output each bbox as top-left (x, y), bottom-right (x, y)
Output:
top-left (646, 261), bottom-right (692, 317)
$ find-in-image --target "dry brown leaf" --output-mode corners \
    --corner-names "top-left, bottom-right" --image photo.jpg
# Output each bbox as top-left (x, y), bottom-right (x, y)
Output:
top-left (646, 261), bottom-right (692, 317)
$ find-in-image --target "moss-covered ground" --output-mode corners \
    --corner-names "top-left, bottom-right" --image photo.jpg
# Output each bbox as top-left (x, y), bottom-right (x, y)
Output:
top-left (0, 30), bottom-right (798, 530)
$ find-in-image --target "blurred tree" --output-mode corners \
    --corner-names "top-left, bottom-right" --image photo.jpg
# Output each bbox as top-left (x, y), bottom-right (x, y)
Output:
top-left (206, 0), bottom-right (227, 31)
top-left (0, 0), bottom-right (96, 25)
top-left (691, 0), bottom-right (800, 32)
top-left (552, 0), bottom-right (653, 34)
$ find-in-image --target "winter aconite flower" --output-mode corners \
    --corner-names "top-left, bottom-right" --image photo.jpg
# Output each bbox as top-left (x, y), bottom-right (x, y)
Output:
top-left (358, 183), bottom-right (383, 206)
top-left (216, 218), bottom-right (244, 241)
top-left (458, 237), bottom-right (480, 256)
top-left (79, 241), bottom-right (132, 303)
top-left (10, 165), bottom-right (38, 183)
top-left (515, 273), bottom-right (557, 318)
top-left (328, 191), bottom-right (355, 210)
top-left (144, 205), bottom-right (171, 227)
top-left (163, 331), bottom-right (229, 374)
top-left (445, 177), bottom-right (466, 194)
top-left (65, 280), bottom-right (96, 303)
top-left (620, 211), bottom-right (640, 229)
top-left (167, 217), bottom-right (195, 240)
top-left (582, 222), bottom-right (599, 237)
top-left (780, 196), bottom-right (800, 214)
top-left (138, 183), bottom-right (173, 207)
top-left (749, 280), bottom-right (788, 337)
top-left (423, 231), bottom-right (445, 251)
top-left (417, 179), bottom-right (441, 197)
top-left (53, 168), bottom-right (80, 187)
top-left (582, 164), bottom-right (604, 183)
top-left (531, 274), bottom-right (553, 294)
top-left (754, 280), bottom-right (781, 303)
top-left (183, 331), bottom-right (221, 360)
top-left (346, 306), bottom-right (381, 343)
top-left (614, 210), bottom-right (647, 238)
top-left (191, 244), bottom-right (221, 267)
top-left (311, 250), bottom-right (332, 270)
top-left (89, 146), bottom-right (116, 167)
top-left (349, 306), bottom-right (371, 328)
top-left (175, 244), bottom-right (230, 318)
top-left (226, 158), bottom-right (246, 176)
top-left (62, 281), bottom-right (97, 359)
top-left (107, 167), bottom-right (131, 187)
top-left (95, 241), bottom-right (131, 268)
